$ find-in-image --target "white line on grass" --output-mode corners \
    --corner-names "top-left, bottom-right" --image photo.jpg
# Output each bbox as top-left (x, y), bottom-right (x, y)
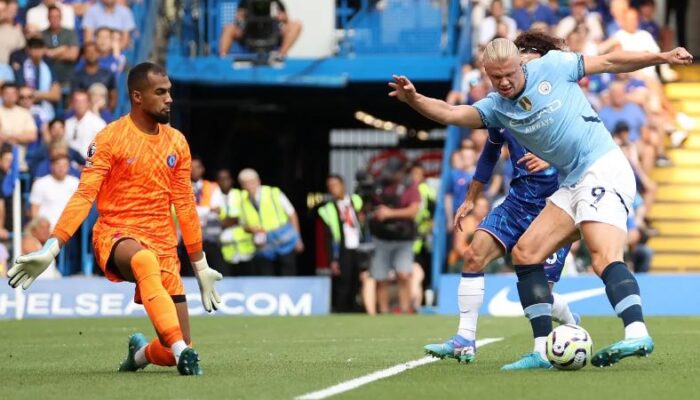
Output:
top-left (295, 337), bottom-right (504, 400)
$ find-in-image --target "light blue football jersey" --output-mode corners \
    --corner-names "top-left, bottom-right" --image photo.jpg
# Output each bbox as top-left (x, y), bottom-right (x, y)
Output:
top-left (472, 50), bottom-right (618, 187)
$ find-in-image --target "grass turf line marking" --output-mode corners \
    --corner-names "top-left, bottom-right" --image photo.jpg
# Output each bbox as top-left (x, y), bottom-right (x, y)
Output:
top-left (295, 337), bottom-right (504, 400)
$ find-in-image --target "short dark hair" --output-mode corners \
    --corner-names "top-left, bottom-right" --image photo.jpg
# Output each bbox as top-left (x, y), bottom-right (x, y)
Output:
top-left (1, 83), bottom-right (17, 91)
top-left (48, 118), bottom-right (64, 129)
top-left (27, 37), bottom-right (46, 49)
top-left (0, 143), bottom-right (12, 156)
top-left (81, 41), bottom-right (97, 54)
top-left (50, 153), bottom-right (69, 163)
top-left (514, 30), bottom-right (565, 56)
top-left (47, 5), bottom-right (61, 14)
top-left (127, 62), bottom-right (167, 94)
top-left (327, 174), bottom-right (345, 184)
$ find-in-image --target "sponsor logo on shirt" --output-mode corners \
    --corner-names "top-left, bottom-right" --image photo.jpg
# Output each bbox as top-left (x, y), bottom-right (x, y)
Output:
top-left (509, 100), bottom-right (562, 134)
top-left (167, 154), bottom-right (176, 168)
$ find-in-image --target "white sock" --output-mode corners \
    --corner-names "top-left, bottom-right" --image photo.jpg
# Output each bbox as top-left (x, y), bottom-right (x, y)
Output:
top-left (624, 321), bottom-right (649, 339)
top-left (551, 292), bottom-right (576, 325)
top-left (134, 345), bottom-right (149, 367)
top-left (533, 337), bottom-right (547, 358)
top-left (171, 340), bottom-right (188, 362)
top-left (457, 275), bottom-right (485, 341)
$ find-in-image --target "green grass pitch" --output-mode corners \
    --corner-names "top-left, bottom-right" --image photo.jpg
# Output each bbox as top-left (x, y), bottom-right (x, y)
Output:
top-left (2, 315), bottom-right (698, 400)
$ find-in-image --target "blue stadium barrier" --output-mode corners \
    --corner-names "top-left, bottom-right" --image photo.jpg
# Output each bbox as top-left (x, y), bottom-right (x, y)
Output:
top-left (0, 277), bottom-right (331, 319)
top-left (437, 274), bottom-right (700, 316)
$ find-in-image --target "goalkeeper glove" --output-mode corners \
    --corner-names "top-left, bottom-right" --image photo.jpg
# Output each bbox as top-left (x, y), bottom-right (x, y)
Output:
top-left (8, 237), bottom-right (60, 289)
top-left (192, 253), bottom-right (223, 312)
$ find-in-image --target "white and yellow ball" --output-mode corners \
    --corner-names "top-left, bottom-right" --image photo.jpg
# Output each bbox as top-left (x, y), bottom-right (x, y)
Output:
top-left (545, 324), bottom-right (593, 370)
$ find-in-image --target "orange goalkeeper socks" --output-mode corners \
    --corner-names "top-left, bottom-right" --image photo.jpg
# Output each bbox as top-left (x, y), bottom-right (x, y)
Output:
top-left (131, 250), bottom-right (183, 347)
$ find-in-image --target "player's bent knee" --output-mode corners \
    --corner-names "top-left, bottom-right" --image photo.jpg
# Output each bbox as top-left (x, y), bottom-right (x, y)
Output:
top-left (462, 248), bottom-right (485, 273)
top-left (511, 242), bottom-right (542, 265)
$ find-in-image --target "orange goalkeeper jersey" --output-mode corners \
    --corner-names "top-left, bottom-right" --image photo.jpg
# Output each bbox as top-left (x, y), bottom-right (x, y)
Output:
top-left (53, 115), bottom-right (203, 255)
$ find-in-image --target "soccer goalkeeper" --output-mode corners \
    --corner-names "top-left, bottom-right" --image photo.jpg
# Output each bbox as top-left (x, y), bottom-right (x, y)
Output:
top-left (7, 62), bottom-right (223, 376)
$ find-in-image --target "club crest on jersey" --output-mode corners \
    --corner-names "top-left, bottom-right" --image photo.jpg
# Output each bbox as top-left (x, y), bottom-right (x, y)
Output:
top-left (518, 96), bottom-right (533, 111)
top-left (538, 81), bottom-right (552, 95)
top-left (167, 154), bottom-right (176, 168)
top-left (87, 142), bottom-right (97, 159)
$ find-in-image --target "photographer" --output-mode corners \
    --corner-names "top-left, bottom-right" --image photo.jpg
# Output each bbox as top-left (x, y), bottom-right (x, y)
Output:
top-left (367, 157), bottom-right (420, 314)
top-left (218, 0), bottom-right (302, 61)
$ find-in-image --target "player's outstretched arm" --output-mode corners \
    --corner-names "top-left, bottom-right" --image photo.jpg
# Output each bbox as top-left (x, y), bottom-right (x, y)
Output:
top-left (388, 75), bottom-right (484, 128)
top-left (583, 47), bottom-right (693, 76)
top-left (7, 237), bottom-right (62, 289)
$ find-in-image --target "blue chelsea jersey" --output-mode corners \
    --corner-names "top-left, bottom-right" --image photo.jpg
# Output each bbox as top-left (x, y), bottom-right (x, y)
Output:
top-left (489, 128), bottom-right (559, 204)
top-left (473, 50), bottom-right (618, 187)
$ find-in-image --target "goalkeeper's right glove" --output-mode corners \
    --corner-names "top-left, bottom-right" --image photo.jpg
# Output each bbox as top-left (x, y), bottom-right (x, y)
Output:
top-left (8, 237), bottom-right (60, 290)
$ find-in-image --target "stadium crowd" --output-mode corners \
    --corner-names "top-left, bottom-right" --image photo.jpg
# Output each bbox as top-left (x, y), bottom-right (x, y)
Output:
top-left (0, 0), bottom-right (691, 315)
top-left (0, 0), bottom-right (134, 275)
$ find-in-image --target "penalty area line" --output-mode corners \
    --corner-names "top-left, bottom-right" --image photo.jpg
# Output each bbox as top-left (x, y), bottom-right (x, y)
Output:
top-left (295, 337), bottom-right (504, 400)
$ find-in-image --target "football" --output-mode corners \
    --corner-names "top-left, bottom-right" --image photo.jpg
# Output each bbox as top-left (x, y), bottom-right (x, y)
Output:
top-left (546, 324), bottom-right (593, 370)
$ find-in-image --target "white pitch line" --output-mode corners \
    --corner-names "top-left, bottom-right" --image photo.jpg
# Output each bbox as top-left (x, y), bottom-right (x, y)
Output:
top-left (295, 337), bottom-right (504, 400)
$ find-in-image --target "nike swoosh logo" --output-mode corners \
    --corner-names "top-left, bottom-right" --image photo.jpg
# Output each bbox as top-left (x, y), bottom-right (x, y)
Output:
top-left (487, 287), bottom-right (606, 317)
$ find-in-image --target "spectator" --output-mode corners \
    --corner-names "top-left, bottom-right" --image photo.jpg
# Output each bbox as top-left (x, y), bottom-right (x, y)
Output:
top-left (93, 26), bottom-right (125, 74)
top-left (0, 83), bottom-right (38, 170)
top-left (0, 143), bottom-right (11, 240)
top-left (238, 167), bottom-right (303, 276)
top-left (605, 0), bottom-right (629, 38)
top-left (556, 0), bottom-right (603, 42)
top-left (0, 0), bottom-right (25, 65)
top-left (217, 168), bottom-right (256, 275)
top-left (22, 216), bottom-right (62, 278)
top-left (29, 117), bottom-right (84, 178)
top-left (13, 37), bottom-right (61, 120)
top-left (445, 146), bottom-right (476, 232)
top-left (479, 0), bottom-right (517, 46)
top-left (33, 139), bottom-right (81, 179)
top-left (17, 85), bottom-right (44, 164)
top-left (26, 0), bottom-right (75, 32)
top-left (64, 89), bottom-right (106, 155)
top-left (601, 8), bottom-right (659, 80)
top-left (319, 174), bottom-right (363, 312)
top-left (87, 82), bottom-right (114, 123)
top-left (511, 0), bottom-right (557, 32)
top-left (82, 0), bottom-right (136, 50)
top-left (637, 0), bottom-right (660, 42)
top-left (446, 54), bottom-right (486, 106)
top-left (599, 80), bottom-right (665, 171)
top-left (218, 0), bottom-right (302, 61)
top-left (71, 42), bottom-right (116, 109)
top-left (29, 151), bottom-right (79, 229)
top-left (41, 5), bottom-right (79, 87)
top-left (449, 195), bottom-right (491, 269)
top-left (18, 85), bottom-right (50, 129)
top-left (188, 155), bottom-right (227, 275)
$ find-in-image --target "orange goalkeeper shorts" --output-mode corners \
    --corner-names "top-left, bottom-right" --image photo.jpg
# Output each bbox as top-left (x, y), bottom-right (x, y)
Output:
top-left (93, 225), bottom-right (185, 304)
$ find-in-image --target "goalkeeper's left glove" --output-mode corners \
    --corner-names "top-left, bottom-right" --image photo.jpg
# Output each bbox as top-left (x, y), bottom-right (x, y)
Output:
top-left (192, 253), bottom-right (223, 312)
